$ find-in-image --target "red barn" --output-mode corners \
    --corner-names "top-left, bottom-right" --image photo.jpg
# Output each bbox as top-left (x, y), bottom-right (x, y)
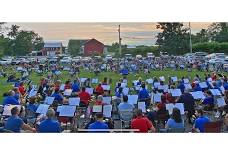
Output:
top-left (82, 38), bottom-right (104, 56)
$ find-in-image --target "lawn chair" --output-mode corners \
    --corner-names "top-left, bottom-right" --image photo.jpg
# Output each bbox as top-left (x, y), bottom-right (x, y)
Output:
top-left (204, 121), bottom-right (222, 133)
top-left (119, 111), bottom-right (133, 129)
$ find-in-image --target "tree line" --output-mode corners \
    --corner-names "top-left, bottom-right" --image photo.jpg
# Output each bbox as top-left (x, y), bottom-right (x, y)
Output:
top-left (0, 23), bottom-right (44, 57)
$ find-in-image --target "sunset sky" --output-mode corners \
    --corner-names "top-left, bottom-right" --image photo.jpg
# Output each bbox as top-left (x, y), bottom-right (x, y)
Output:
top-left (8, 22), bottom-right (211, 46)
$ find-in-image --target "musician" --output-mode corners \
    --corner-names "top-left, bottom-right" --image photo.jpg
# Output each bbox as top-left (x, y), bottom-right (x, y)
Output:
top-left (88, 113), bottom-right (109, 130)
top-left (38, 108), bottom-right (62, 133)
top-left (18, 82), bottom-right (26, 96)
top-left (95, 83), bottom-right (104, 96)
top-left (3, 90), bottom-right (20, 106)
top-left (79, 87), bottom-right (91, 107)
top-left (4, 106), bottom-right (36, 133)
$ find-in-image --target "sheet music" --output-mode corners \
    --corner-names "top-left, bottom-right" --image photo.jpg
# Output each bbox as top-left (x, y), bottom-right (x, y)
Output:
top-left (132, 80), bottom-right (138, 86)
top-left (171, 76), bottom-right (178, 82)
top-left (146, 79), bottom-right (153, 84)
top-left (123, 87), bottom-right (129, 95)
top-left (44, 96), bottom-right (55, 105)
top-left (80, 78), bottom-right (87, 83)
top-left (36, 104), bottom-right (50, 114)
top-left (158, 85), bottom-right (169, 92)
top-left (190, 91), bottom-right (205, 99)
top-left (3, 105), bottom-right (21, 116)
top-left (166, 104), bottom-right (174, 115)
top-left (217, 97), bottom-right (226, 107)
top-left (121, 83), bottom-right (127, 88)
top-left (86, 88), bottom-right (93, 95)
top-left (170, 89), bottom-right (182, 97)
top-left (154, 82), bottom-right (160, 88)
top-left (57, 105), bottom-right (63, 112)
top-left (103, 105), bottom-right (112, 118)
top-left (184, 83), bottom-right (192, 90)
top-left (127, 95), bottom-right (138, 105)
top-left (183, 79), bottom-right (189, 84)
top-left (166, 103), bottom-right (185, 115)
top-left (68, 97), bottom-right (80, 106)
top-left (64, 89), bottom-right (72, 96)
top-left (153, 93), bottom-right (162, 102)
top-left (28, 90), bottom-right (37, 97)
top-left (59, 105), bottom-right (76, 117)
top-left (92, 78), bottom-right (98, 84)
top-left (101, 85), bottom-right (111, 90)
top-left (199, 82), bottom-right (208, 88)
top-left (102, 97), bottom-right (112, 104)
top-left (92, 105), bottom-right (102, 112)
top-left (159, 76), bottom-right (165, 82)
top-left (220, 86), bottom-right (225, 94)
top-left (210, 89), bottom-right (222, 96)
top-left (138, 102), bottom-right (146, 113)
top-left (174, 103), bottom-right (185, 115)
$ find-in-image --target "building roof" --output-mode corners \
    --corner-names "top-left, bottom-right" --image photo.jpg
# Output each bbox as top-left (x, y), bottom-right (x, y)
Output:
top-left (44, 42), bottom-right (62, 48)
top-left (83, 38), bottom-right (104, 46)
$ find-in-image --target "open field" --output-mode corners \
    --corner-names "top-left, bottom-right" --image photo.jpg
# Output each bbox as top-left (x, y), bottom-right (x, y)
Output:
top-left (0, 68), bottom-right (227, 104)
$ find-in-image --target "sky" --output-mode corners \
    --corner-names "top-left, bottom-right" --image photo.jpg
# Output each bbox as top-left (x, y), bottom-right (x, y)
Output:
top-left (8, 22), bottom-right (211, 46)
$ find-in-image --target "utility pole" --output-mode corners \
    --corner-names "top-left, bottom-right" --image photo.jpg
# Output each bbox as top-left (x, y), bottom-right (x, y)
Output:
top-left (189, 22), bottom-right (193, 54)
top-left (118, 25), bottom-right (122, 56)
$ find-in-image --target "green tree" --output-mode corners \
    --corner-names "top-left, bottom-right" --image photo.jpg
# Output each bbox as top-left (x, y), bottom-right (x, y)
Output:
top-left (156, 22), bottom-right (190, 55)
top-left (7, 24), bottom-right (20, 38)
top-left (10, 30), bottom-right (44, 56)
top-left (207, 22), bottom-right (228, 42)
top-left (192, 29), bottom-right (209, 44)
top-left (68, 39), bottom-right (87, 56)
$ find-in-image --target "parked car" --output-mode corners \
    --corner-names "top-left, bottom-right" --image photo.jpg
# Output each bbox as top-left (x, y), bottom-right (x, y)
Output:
top-left (147, 52), bottom-right (155, 58)
top-left (0, 59), bottom-right (12, 65)
top-left (105, 55), bottom-right (113, 61)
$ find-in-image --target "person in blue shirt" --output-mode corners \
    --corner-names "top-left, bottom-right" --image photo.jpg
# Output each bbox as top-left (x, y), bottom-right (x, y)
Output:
top-left (72, 80), bottom-right (80, 92)
top-left (177, 81), bottom-right (185, 94)
top-left (120, 68), bottom-right (129, 75)
top-left (38, 108), bottom-right (62, 133)
top-left (3, 90), bottom-right (20, 106)
top-left (51, 88), bottom-right (64, 104)
top-left (202, 90), bottom-right (214, 111)
top-left (88, 113), bottom-right (109, 131)
top-left (115, 87), bottom-right (124, 98)
top-left (193, 109), bottom-right (210, 133)
top-left (138, 84), bottom-right (149, 100)
top-left (223, 80), bottom-right (228, 90)
top-left (26, 97), bottom-right (38, 113)
top-left (194, 83), bottom-right (202, 91)
top-left (165, 108), bottom-right (184, 131)
top-left (118, 95), bottom-right (134, 112)
top-left (4, 106), bottom-right (36, 133)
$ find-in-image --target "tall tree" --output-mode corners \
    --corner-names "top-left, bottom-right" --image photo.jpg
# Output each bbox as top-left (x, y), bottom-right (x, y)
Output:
top-left (191, 29), bottom-right (209, 44)
top-left (7, 24), bottom-right (20, 38)
top-left (207, 22), bottom-right (228, 42)
top-left (156, 22), bottom-right (189, 55)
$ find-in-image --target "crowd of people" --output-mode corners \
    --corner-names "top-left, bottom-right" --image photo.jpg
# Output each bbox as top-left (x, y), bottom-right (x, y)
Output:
top-left (0, 56), bottom-right (228, 133)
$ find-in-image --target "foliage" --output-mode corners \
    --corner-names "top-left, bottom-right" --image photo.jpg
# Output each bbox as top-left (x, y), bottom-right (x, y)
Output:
top-left (192, 42), bottom-right (228, 54)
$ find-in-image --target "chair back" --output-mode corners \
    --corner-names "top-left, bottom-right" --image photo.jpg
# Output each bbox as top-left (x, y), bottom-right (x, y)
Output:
top-left (119, 111), bottom-right (133, 122)
top-left (204, 121), bottom-right (222, 133)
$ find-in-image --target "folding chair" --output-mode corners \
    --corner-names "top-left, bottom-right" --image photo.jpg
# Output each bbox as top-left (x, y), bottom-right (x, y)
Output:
top-left (119, 111), bottom-right (133, 129)
top-left (204, 121), bottom-right (222, 133)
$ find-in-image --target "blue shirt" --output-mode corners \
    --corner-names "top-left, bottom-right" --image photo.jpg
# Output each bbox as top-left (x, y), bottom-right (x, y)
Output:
top-left (27, 103), bottom-right (38, 113)
top-left (51, 92), bottom-right (63, 102)
top-left (88, 121), bottom-right (109, 129)
top-left (120, 69), bottom-right (129, 75)
top-left (118, 102), bottom-right (134, 112)
top-left (194, 116), bottom-right (210, 132)
top-left (138, 88), bottom-right (149, 100)
top-left (224, 83), bottom-right (228, 90)
top-left (194, 84), bottom-right (202, 91)
top-left (38, 119), bottom-right (61, 133)
top-left (72, 83), bottom-right (80, 92)
top-left (177, 83), bottom-right (185, 93)
top-left (3, 96), bottom-right (20, 106)
top-left (166, 118), bottom-right (184, 129)
top-left (202, 97), bottom-right (214, 105)
top-left (5, 116), bottom-right (23, 133)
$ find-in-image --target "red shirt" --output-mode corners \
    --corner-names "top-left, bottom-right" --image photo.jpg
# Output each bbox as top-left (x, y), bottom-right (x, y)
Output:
top-left (165, 93), bottom-right (175, 103)
top-left (18, 85), bottom-right (26, 95)
top-left (131, 116), bottom-right (153, 133)
top-left (79, 91), bottom-right (91, 105)
top-left (95, 86), bottom-right (104, 95)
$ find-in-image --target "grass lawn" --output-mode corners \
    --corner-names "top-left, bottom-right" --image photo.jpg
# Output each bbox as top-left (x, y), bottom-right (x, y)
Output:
top-left (0, 68), bottom-right (227, 104)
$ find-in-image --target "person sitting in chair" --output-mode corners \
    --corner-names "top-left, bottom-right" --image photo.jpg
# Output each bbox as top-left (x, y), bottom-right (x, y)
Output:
top-left (88, 112), bottom-right (109, 131)
top-left (38, 108), bottom-right (62, 133)
top-left (131, 109), bottom-right (156, 133)
top-left (3, 90), bottom-right (20, 106)
top-left (4, 106), bottom-right (36, 133)
top-left (165, 108), bottom-right (184, 131)
top-left (192, 109), bottom-right (210, 133)
top-left (118, 95), bottom-right (134, 112)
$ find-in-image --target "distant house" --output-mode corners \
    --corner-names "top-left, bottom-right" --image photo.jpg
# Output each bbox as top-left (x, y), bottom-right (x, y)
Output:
top-left (42, 42), bottom-right (63, 57)
top-left (81, 38), bottom-right (104, 56)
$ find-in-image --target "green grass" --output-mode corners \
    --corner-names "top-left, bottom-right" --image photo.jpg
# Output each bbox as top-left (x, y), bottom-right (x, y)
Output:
top-left (0, 68), bottom-right (227, 104)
